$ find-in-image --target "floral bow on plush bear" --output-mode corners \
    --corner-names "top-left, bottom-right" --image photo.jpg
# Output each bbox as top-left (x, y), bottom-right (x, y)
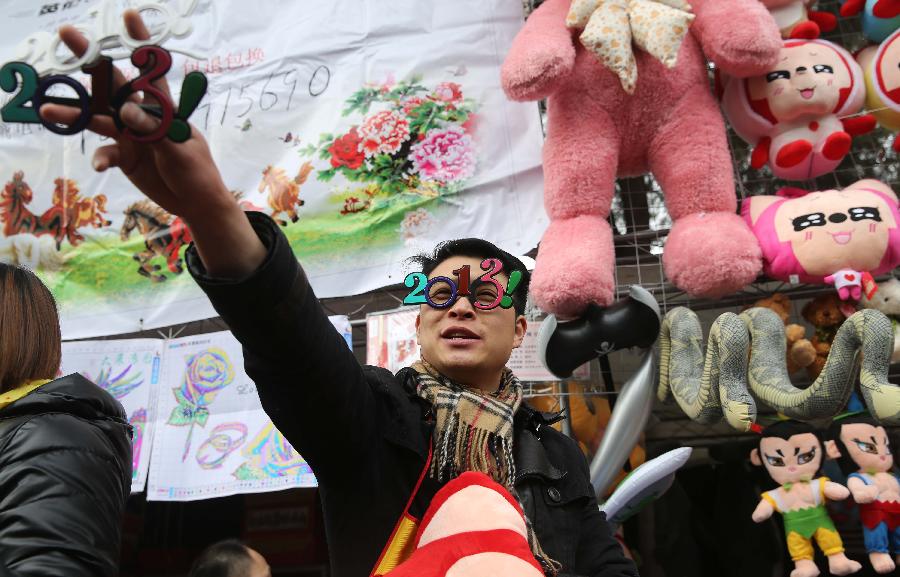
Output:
top-left (566, 0), bottom-right (695, 93)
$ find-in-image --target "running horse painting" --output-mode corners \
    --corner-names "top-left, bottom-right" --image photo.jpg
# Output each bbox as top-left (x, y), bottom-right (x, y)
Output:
top-left (259, 162), bottom-right (313, 226)
top-left (120, 200), bottom-right (193, 282)
top-left (1, 171), bottom-right (111, 249)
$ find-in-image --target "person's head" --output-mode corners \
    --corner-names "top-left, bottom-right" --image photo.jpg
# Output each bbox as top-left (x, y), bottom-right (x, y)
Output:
top-left (826, 413), bottom-right (894, 475)
top-left (750, 420), bottom-right (823, 485)
top-left (0, 264), bottom-right (61, 394)
top-left (409, 239), bottom-right (530, 391)
top-left (189, 539), bottom-right (270, 577)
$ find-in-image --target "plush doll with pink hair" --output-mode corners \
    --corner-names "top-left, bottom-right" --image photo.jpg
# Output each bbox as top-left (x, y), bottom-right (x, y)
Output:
top-left (501, 0), bottom-right (782, 318)
top-left (761, 0), bottom-right (837, 39)
top-left (743, 179), bottom-right (900, 312)
top-left (385, 472), bottom-right (545, 577)
top-left (720, 39), bottom-right (874, 181)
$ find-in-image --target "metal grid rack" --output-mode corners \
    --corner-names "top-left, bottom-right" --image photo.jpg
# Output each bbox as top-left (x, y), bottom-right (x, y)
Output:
top-left (518, 0), bottom-right (900, 447)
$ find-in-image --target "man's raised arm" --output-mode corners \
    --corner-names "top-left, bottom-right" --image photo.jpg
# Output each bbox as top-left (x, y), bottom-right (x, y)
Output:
top-left (40, 10), bottom-right (377, 482)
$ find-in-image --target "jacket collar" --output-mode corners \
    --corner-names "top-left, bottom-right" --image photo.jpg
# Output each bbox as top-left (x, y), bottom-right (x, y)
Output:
top-left (0, 373), bottom-right (128, 424)
top-left (513, 405), bottom-right (566, 482)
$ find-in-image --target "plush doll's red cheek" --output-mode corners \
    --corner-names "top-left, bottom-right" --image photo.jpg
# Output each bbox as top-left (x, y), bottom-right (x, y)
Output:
top-left (385, 471), bottom-right (545, 577)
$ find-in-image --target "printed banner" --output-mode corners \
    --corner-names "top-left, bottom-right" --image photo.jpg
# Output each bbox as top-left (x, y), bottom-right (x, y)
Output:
top-left (147, 330), bottom-right (318, 501)
top-left (60, 338), bottom-right (164, 493)
top-left (365, 307), bottom-right (588, 381)
top-left (0, 0), bottom-right (547, 339)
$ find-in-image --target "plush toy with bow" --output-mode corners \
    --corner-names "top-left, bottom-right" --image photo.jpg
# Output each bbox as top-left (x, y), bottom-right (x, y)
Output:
top-left (501, 0), bottom-right (781, 317)
top-left (743, 179), bottom-right (900, 312)
top-left (840, 0), bottom-right (900, 43)
top-left (385, 472), bottom-right (545, 577)
top-left (857, 28), bottom-right (900, 153)
top-left (760, 0), bottom-right (837, 38)
top-left (826, 413), bottom-right (900, 574)
top-left (721, 39), bottom-right (874, 181)
top-left (751, 420), bottom-right (862, 577)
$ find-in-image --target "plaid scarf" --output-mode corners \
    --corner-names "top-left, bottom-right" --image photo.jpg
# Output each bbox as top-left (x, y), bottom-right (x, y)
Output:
top-left (411, 359), bottom-right (559, 575)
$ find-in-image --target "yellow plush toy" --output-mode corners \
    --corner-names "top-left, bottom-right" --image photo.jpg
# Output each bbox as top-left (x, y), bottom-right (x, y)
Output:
top-left (857, 28), bottom-right (900, 152)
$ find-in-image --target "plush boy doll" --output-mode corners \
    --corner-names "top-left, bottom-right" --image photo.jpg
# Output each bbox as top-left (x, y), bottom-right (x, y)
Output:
top-left (751, 420), bottom-right (862, 577)
top-left (826, 414), bottom-right (900, 574)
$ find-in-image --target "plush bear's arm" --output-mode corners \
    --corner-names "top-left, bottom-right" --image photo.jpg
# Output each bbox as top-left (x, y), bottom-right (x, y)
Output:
top-left (840, 0), bottom-right (865, 17)
top-left (751, 137), bottom-right (772, 170)
top-left (501, 0), bottom-right (576, 102)
top-left (841, 115), bottom-right (877, 136)
top-left (689, 0), bottom-right (781, 77)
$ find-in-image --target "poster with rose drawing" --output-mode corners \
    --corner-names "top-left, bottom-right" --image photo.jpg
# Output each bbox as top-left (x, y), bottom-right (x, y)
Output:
top-left (147, 329), bottom-right (341, 501)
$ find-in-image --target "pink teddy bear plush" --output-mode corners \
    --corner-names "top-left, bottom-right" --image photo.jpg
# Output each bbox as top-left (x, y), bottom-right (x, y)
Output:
top-left (501, 0), bottom-right (782, 318)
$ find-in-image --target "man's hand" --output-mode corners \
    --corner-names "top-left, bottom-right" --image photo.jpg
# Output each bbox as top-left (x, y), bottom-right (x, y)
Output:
top-left (39, 9), bottom-right (265, 278)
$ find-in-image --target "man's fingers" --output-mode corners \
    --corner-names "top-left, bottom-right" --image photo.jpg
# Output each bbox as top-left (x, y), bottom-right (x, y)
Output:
top-left (58, 25), bottom-right (131, 91)
top-left (58, 25), bottom-right (90, 57)
top-left (39, 103), bottom-right (119, 138)
top-left (119, 101), bottom-right (162, 135)
top-left (123, 9), bottom-right (173, 104)
top-left (92, 144), bottom-right (122, 172)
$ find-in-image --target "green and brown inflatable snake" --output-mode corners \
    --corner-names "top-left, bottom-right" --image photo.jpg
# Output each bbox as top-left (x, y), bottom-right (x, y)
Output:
top-left (657, 307), bottom-right (900, 431)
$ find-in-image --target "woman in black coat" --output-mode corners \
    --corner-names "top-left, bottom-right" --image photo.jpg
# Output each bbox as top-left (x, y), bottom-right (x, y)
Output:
top-left (0, 264), bottom-right (132, 577)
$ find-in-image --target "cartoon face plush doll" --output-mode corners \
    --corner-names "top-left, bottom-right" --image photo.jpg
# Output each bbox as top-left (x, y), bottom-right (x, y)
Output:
top-left (750, 420), bottom-right (862, 577)
top-left (743, 179), bottom-right (900, 309)
top-left (761, 0), bottom-right (838, 38)
top-left (721, 39), bottom-right (873, 180)
top-left (857, 28), bottom-right (900, 152)
top-left (840, 0), bottom-right (900, 43)
top-left (826, 414), bottom-right (900, 574)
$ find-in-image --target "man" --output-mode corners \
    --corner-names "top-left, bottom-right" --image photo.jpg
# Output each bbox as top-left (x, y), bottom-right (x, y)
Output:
top-left (41, 11), bottom-right (638, 577)
top-left (190, 540), bottom-right (271, 577)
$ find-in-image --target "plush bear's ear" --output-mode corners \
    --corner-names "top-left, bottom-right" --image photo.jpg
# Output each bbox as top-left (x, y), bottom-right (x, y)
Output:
top-left (825, 439), bottom-right (842, 459)
top-left (745, 195), bottom-right (782, 226)
top-left (750, 447), bottom-right (763, 467)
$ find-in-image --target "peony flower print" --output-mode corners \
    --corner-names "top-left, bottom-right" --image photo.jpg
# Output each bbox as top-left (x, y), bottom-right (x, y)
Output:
top-left (410, 126), bottom-right (476, 184)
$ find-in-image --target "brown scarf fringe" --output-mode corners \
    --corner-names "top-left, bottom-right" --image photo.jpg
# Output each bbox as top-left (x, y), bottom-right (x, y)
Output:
top-left (411, 360), bottom-right (560, 576)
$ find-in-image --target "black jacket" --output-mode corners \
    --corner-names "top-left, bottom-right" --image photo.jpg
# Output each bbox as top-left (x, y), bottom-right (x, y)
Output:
top-left (0, 374), bottom-right (132, 577)
top-left (187, 212), bottom-right (639, 577)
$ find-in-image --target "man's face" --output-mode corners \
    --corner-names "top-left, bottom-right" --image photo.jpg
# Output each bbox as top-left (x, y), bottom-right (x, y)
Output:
top-left (759, 432), bottom-right (823, 485)
top-left (840, 422), bottom-right (894, 473)
top-left (415, 255), bottom-right (526, 389)
top-left (246, 547), bottom-right (271, 577)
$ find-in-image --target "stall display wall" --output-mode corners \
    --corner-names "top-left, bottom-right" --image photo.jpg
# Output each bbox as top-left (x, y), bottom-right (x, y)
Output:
top-left (62, 0), bottom-right (899, 575)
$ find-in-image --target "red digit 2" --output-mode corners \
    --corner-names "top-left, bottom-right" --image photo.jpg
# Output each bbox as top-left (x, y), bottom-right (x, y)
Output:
top-left (112, 46), bottom-right (175, 142)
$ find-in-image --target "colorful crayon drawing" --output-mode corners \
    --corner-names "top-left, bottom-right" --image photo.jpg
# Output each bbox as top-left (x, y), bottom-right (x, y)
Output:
top-left (166, 347), bottom-right (235, 461)
top-left (88, 364), bottom-right (144, 400)
top-left (196, 422), bottom-right (248, 470)
top-left (232, 422), bottom-right (312, 480)
top-left (129, 408), bottom-right (147, 481)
